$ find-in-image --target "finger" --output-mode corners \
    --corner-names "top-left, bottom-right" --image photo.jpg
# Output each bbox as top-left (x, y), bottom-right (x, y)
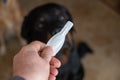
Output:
top-left (50, 66), bottom-right (58, 76)
top-left (50, 57), bottom-right (61, 68)
top-left (28, 41), bottom-right (46, 52)
top-left (48, 74), bottom-right (56, 80)
top-left (40, 46), bottom-right (53, 62)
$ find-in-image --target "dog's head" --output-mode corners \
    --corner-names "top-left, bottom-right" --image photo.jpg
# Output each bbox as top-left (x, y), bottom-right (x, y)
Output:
top-left (21, 3), bottom-right (75, 64)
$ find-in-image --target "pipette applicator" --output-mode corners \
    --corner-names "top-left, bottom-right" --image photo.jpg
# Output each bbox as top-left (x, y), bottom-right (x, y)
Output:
top-left (46, 21), bottom-right (73, 56)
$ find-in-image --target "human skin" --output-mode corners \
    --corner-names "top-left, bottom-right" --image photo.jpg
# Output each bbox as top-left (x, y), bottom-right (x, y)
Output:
top-left (13, 41), bottom-right (61, 80)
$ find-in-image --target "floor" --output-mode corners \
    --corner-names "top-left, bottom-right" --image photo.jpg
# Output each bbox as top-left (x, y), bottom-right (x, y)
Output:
top-left (0, 0), bottom-right (120, 80)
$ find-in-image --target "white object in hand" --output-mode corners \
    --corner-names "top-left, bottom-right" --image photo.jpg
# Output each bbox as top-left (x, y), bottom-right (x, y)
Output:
top-left (46, 21), bottom-right (73, 56)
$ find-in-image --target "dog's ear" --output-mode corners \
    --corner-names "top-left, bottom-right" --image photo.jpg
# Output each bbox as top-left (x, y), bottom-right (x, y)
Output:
top-left (21, 15), bottom-right (31, 43)
top-left (77, 41), bottom-right (93, 59)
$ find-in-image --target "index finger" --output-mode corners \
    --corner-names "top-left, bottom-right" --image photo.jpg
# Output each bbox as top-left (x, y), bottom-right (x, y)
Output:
top-left (27, 41), bottom-right (46, 53)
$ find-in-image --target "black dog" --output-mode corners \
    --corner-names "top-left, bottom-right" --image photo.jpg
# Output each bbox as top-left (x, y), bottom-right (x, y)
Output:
top-left (21, 3), bottom-right (93, 80)
top-left (56, 41), bottom-right (93, 80)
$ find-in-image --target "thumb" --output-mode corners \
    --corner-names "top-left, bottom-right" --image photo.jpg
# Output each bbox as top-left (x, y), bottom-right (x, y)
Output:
top-left (40, 46), bottom-right (53, 62)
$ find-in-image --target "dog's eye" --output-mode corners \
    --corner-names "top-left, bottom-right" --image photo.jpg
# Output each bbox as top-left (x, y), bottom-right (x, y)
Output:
top-left (39, 17), bottom-right (45, 22)
top-left (55, 10), bottom-right (60, 16)
top-left (38, 24), bottom-right (43, 28)
top-left (34, 22), bottom-right (44, 31)
top-left (55, 9), bottom-right (66, 21)
top-left (59, 16), bottom-right (65, 21)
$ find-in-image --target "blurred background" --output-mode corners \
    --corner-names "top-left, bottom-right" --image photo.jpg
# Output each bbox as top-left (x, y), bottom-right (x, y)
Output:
top-left (0, 0), bottom-right (120, 80)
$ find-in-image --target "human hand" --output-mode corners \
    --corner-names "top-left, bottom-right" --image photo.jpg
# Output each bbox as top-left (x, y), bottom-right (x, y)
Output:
top-left (13, 41), bottom-right (61, 80)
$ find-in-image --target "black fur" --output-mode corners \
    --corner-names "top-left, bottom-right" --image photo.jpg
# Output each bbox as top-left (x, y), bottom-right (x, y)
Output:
top-left (78, 42), bottom-right (93, 59)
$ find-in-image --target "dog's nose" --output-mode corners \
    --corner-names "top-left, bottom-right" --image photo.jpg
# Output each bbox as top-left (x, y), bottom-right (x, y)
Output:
top-left (50, 27), bottom-right (61, 35)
